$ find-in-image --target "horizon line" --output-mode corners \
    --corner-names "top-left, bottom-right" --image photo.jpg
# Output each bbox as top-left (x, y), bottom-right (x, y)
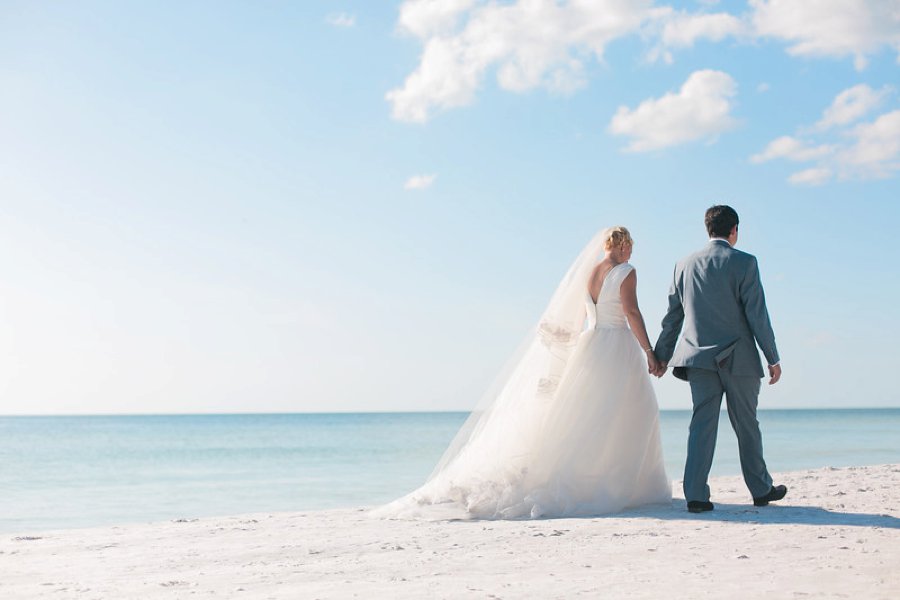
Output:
top-left (1, 406), bottom-right (898, 418)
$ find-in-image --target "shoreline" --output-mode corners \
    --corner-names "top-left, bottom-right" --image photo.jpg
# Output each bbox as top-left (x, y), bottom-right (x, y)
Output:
top-left (3, 464), bottom-right (898, 599)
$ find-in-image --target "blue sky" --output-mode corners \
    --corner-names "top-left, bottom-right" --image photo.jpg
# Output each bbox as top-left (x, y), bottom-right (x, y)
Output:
top-left (1, 1), bottom-right (898, 415)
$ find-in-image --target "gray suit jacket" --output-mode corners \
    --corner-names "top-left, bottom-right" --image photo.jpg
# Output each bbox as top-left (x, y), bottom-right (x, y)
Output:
top-left (655, 240), bottom-right (779, 381)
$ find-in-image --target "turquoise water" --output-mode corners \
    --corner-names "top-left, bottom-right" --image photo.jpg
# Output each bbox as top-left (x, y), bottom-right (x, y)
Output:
top-left (1, 410), bottom-right (897, 533)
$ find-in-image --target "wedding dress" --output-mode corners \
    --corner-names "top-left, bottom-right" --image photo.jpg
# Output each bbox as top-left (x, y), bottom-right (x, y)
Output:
top-left (374, 229), bottom-right (671, 519)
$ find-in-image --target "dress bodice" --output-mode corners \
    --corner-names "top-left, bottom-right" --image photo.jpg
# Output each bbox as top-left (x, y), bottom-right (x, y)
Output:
top-left (585, 262), bottom-right (633, 329)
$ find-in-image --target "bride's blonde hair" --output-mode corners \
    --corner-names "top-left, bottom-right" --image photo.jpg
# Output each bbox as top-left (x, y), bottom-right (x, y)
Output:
top-left (604, 226), bottom-right (633, 251)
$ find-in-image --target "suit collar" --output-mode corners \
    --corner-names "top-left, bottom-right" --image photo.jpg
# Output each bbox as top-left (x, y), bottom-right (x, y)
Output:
top-left (709, 238), bottom-right (732, 247)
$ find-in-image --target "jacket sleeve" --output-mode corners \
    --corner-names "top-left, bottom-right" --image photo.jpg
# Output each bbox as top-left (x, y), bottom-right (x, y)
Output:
top-left (739, 256), bottom-right (780, 366)
top-left (654, 265), bottom-right (684, 362)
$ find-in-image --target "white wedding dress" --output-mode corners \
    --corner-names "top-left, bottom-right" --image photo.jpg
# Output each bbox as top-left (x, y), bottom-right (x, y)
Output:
top-left (374, 231), bottom-right (671, 520)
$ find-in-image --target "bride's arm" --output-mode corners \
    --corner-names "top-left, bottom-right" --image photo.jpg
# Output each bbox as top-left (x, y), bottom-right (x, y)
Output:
top-left (620, 270), bottom-right (659, 373)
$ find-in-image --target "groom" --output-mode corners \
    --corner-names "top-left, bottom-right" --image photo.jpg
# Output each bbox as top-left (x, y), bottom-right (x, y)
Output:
top-left (653, 205), bottom-right (787, 513)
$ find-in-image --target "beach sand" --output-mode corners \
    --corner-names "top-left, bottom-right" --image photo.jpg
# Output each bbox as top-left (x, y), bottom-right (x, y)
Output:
top-left (2, 464), bottom-right (898, 599)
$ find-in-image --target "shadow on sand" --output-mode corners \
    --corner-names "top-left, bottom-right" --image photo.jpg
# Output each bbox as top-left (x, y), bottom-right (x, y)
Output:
top-left (450, 503), bottom-right (900, 529)
top-left (618, 502), bottom-right (900, 529)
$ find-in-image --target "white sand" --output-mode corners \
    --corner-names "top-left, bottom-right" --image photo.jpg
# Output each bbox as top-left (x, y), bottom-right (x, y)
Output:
top-left (2, 464), bottom-right (898, 599)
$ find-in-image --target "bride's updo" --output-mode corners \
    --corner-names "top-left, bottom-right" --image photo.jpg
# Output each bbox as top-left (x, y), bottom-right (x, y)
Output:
top-left (604, 226), bottom-right (633, 250)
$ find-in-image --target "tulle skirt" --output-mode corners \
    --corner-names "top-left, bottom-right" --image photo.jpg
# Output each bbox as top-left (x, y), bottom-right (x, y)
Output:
top-left (373, 327), bottom-right (671, 519)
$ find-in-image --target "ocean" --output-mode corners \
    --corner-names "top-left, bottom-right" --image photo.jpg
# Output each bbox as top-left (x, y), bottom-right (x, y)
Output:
top-left (1, 409), bottom-right (897, 533)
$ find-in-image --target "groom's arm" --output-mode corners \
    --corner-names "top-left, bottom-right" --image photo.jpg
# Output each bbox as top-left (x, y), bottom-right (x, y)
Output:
top-left (654, 266), bottom-right (684, 364)
top-left (739, 256), bottom-right (780, 368)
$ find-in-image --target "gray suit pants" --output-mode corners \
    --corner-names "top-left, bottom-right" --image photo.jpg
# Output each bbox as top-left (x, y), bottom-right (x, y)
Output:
top-left (684, 367), bottom-right (773, 502)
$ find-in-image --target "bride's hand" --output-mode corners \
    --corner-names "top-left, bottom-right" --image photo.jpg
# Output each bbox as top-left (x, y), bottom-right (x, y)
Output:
top-left (645, 349), bottom-right (659, 375)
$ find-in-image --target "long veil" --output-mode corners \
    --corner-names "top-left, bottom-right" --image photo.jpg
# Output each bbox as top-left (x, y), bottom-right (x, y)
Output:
top-left (424, 227), bottom-right (612, 484)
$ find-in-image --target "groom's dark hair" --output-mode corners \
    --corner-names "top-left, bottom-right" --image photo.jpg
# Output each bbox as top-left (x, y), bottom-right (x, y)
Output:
top-left (705, 205), bottom-right (739, 238)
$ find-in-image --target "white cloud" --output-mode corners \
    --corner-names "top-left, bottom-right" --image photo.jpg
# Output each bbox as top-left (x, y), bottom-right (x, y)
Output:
top-left (788, 167), bottom-right (832, 186)
top-left (646, 10), bottom-right (746, 64)
top-left (649, 2), bottom-right (900, 68)
top-left (387, 1), bottom-right (900, 123)
top-left (608, 69), bottom-right (738, 152)
top-left (661, 12), bottom-right (745, 48)
top-left (398, 0), bottom-right (477, 38)
top-left (815, 84), bottom-right (891, 130)
top-left (757, 82), bottom-right (770, 93)
top-left (837, 109), bottom-right (900, 179)
top-left (387, 0), bottom-right (655, 122)
top-left (326, 13), bottom-right (356, 28)
top-left (750, 135), bottom-right (835, 163)
top-left (404, 174), bottom-right (437, 190)
top-left (750, 0), bottom-right (900, 70)
top-left (753, 98), bottom-right (900, 186)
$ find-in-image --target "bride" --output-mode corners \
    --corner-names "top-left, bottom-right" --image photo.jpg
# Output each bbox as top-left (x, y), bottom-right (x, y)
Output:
top-left (375, 226), bottom-right (671, 519)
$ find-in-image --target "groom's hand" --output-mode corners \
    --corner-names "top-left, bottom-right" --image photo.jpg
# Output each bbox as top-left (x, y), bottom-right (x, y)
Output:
top-left (768, 363), bottom-right (782, 385)
top-left (655, 361), bottom-right (668, 378)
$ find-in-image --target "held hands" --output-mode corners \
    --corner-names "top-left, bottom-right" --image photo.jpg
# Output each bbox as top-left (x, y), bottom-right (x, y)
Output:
top-left (645, 350), bottom-right (667, 378)
top-left (654, 360), bottom-right (668, 378)
top-left (768, 363), bottom-right (782, 385)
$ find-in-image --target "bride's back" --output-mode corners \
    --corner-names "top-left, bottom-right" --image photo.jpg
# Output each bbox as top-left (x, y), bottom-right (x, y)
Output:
top-left (586, 261), bottom-right (632, 329)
